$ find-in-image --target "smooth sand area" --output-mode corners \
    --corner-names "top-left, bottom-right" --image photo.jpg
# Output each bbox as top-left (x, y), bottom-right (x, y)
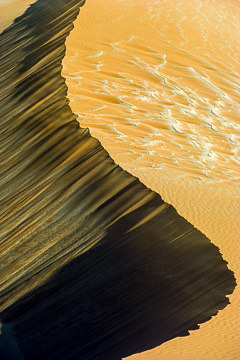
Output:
top-left (62, 0), bottom-right (240, 359)
top-left (0, 0), bottom-right (37, 32)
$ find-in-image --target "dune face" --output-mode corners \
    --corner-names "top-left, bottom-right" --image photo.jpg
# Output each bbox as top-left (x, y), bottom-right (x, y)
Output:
top-left (63, 0), bottom-right (240, 184)
top-left (0, 1), bottom-right (237, 360)
top-left (62, 0), bottom-right (240, 359)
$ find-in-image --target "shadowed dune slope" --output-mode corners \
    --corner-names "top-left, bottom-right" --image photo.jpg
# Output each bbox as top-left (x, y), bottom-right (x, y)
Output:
top-left (0, 0), bottom-right (236, 359)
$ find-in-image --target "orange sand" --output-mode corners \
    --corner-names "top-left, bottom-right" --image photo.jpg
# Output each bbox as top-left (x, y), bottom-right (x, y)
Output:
top-left (62, 0), bottom-right (240, 359)
top-left (0, 0), bottom-right (37, 32)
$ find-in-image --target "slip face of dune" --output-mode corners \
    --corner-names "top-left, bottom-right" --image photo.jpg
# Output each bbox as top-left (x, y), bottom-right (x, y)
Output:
top-left (62, 0), bottom-right (240, 359)
top-left (0, 0), bottom-right (237, 359)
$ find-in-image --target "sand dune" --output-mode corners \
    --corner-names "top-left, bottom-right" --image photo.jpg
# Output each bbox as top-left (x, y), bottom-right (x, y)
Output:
top-left (62, 0), bottom-right (240, 359)
top-left (63, 0), bottom-right (240, 184)
top-left (0, 0), bottom-right (239, 359)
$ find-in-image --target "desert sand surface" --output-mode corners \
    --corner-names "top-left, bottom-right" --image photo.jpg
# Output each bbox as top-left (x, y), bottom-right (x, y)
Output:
top-left (2, 1), bottom-right (236, 359)
top-left (62, 0), bottom-right (240, 359)
top-left (0, 0), bottom-right (37, 32)
top-left (0, 0), bottom-right (239, 359)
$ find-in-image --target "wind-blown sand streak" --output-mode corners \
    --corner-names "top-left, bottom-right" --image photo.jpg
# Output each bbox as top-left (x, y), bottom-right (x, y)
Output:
top-left (0, 0), bottom-right (237, 359)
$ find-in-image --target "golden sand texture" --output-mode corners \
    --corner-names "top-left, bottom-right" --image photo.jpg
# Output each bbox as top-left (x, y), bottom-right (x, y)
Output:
top-left (0, 0), bottom-right (37, 32)
top-left (1, 2), bottom-right (236, 359)
top-left (63, 0), bottom-right (240, 184)
top-left (125, 176), bottom-right (240, 360)
top-left (62, 0), bottom-right (240, 359)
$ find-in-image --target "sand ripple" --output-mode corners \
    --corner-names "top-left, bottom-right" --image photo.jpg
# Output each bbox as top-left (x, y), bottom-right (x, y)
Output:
top-left (63, 0), bottom-right (240, 184)
top-left (62, 1), bottom-right (240, 359)
top-left (0, 1), bottom-right (237, 360)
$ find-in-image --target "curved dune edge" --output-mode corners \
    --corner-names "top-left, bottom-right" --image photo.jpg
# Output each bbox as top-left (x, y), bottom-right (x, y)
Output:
top-left (63, 0), bottom-right (240, 185)
top-left (63, 1), bottom-right (240, 359)
top-left (0, 1), bottom-right (236, 360)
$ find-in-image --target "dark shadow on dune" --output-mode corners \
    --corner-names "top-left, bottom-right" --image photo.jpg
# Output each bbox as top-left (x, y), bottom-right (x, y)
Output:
top-left (0, 0), bottom-right (236, 359)
top-left (2, 202), bottom-right (236, 360)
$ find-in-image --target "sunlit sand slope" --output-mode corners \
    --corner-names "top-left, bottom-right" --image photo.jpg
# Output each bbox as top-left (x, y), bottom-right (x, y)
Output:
top-left (63, 0), bottom-right (240, 183)
top-left (0, 0), bottom-right (37, 32)
top-left (0, 0), bottom-right (237, 359)
top-left (62, 0), bottom-right (240, 359)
